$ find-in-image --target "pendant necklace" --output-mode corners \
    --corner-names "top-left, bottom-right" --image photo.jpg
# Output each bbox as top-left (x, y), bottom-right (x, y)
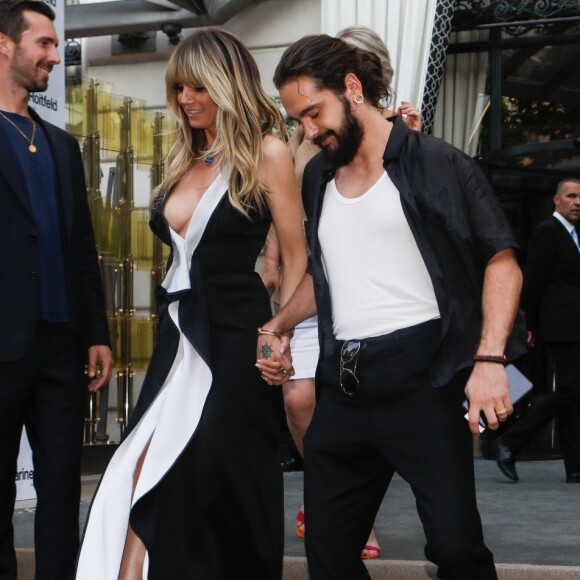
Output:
top-left (0, 110), bottom-right (37, 153)
top-left (201, 142), bottom-right (215, 166)
top-left (202, 148), bottom-right (214, 166)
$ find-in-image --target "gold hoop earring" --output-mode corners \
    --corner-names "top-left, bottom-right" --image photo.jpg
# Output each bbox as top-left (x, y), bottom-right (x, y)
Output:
top-left (353, 94), bottom-right (364, 105)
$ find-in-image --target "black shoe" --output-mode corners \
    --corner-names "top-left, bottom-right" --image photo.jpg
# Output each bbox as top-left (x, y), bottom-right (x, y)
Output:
top-left (494, 438), bottom-right (519, 481)
top-left (281, 454), bottom-right (303, 472)
top-left (566, 472), bottom-right (580, 483)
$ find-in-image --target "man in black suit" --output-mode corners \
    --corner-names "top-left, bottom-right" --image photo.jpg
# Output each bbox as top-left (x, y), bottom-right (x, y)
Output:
top-left (495, 178), bottom-right (580, 483)
top-left (0, 2), bottom-right (113, 578)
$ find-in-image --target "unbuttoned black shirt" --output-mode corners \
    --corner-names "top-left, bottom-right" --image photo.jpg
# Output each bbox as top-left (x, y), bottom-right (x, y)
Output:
top-left (302, 116), bottom-right (526, 388)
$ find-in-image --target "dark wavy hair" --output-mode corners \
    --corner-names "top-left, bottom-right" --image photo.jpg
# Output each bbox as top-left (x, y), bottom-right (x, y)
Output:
top-left (0, 0), bottom-right (55, 43)
top-left (274, 34), bottom-right (390, 108)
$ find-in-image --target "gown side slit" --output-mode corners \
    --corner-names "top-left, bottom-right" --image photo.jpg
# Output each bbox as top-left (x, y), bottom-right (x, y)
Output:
top-left (76, 171), bottom-right (284, 579)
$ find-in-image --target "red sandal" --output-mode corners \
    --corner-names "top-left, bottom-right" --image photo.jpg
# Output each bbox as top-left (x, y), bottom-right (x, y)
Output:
top-left (361, 545), bottom-right (381, 560)
top-left (295, 509), bottom-right (305, 538)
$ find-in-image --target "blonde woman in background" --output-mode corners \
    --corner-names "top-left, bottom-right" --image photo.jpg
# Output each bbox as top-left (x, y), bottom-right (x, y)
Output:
top-left (261, 26), bottom-right (422, 560)
top-left (77, 28), bottom-right (306, 580)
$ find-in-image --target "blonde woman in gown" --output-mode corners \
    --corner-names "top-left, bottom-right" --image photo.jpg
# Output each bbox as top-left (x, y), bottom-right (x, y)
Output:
top-left (77, 28), bottom-right (306, 579)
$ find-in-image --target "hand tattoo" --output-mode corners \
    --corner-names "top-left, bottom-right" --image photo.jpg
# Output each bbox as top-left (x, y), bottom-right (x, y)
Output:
top-left (261, 343), bottom-right (273, 359)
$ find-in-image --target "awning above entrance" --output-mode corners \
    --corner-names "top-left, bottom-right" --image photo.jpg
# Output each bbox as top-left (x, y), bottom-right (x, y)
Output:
top-left (65, 0), bottom-right (260, 37)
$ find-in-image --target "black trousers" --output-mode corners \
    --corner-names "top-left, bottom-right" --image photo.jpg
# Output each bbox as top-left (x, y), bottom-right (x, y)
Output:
top-left (503, 341), bottom-right (580, 475)
top-left (304, 320), bottom-right (496, 580)
top-left (0, 323), bottom-right (85, 580)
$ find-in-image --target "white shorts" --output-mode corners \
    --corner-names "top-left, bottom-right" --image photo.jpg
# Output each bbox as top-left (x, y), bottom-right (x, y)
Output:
top-left (290, 316), bottom-right (319, 380)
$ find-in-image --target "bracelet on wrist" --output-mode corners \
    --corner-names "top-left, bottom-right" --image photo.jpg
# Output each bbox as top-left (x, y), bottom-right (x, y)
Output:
top-left (257, 327), bottom-right (282, 339)
top-left (257, 327), bottom-right (294, 340)
top-left (473, 354), bottom-right (507, 366)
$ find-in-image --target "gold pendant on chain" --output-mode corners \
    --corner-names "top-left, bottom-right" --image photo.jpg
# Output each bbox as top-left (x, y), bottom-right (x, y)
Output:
top-left (29, 144), bottom-right (37, 153)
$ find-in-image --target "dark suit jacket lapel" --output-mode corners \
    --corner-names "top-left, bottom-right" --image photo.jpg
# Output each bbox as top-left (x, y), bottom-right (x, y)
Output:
top-left (575, 226), bottom-right (580, 264)
top-left (552, 215), bottom-right (580, 265)
top-left (0, 124), bottom-right (35, 219)
top-left (29, 108), bottom-right (75, 235)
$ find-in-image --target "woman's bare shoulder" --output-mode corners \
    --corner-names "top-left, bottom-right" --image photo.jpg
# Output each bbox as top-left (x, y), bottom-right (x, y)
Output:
top-left (262, 133), bottom-right (292, 163)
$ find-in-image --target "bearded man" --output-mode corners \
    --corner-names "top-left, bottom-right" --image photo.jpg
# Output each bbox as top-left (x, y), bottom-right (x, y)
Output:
top-left (256, 34), bottom-right (526, 580)
top-left (0, 2), bottom-right (112, 578)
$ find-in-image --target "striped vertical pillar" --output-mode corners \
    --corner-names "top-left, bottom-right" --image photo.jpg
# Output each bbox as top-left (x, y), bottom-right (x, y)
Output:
top-left (421, 0), bottom-right (455, 134)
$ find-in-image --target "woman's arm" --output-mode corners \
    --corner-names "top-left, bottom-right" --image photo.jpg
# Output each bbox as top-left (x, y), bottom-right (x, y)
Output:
top-left (260, 134), bottom-right (308, 308)
top-left (261, 224), bottom-right (281, 296)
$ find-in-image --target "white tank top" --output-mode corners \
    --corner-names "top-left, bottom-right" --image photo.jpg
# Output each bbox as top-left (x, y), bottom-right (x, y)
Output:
top-left (318, 170), bottom-right (440, 340)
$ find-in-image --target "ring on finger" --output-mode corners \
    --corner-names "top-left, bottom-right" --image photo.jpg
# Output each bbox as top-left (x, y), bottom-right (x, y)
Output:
top-left (495, 408), bottom-right (509, 419)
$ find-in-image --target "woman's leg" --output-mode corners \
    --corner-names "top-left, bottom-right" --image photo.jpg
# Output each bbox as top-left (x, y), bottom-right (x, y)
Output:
top-left (361, 527), bottom-right (380, 558)
top-left (282, 377), bottom-right (316, 455)
top-left (118, 440), bottom-right (151, 580)
top-left (282, 378), bottom-right (380, 556)
top-left (283, 378), bottom-right (315, 537)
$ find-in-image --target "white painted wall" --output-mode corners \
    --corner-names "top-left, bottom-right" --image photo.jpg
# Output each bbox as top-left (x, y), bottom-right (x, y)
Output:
top-left (228, 0), bottom-right (321, 95)
top-left (82, 0), bottom-right (321, 108)
top-left (30, 0), bottom-right (66, 126)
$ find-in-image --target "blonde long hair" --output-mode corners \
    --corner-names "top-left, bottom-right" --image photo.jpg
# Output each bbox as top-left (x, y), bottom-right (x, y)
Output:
top-left (336, 26), bottom-right (394, 86)
top-left (161, 28), bottom-right (286, 218)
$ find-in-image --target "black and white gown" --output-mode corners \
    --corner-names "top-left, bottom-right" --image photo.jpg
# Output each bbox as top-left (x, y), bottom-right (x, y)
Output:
top-left (77, 172), bottom-right (284, 579)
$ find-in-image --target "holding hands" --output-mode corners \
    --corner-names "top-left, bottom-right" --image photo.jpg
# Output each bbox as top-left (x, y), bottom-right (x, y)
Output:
top-left (256, 328), bottom-right (295, 386)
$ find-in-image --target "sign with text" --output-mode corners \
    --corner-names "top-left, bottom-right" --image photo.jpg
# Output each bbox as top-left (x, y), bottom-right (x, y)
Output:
top-left (15, 432), bottom-right (35, 501)
top-left (28, 0), bottom-right (65, 129)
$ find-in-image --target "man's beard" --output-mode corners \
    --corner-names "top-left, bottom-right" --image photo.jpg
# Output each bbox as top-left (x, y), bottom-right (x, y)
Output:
top-left (313, 97), bottom-right (364, 167)
top-left (11, 47), bottom-right (51, 93)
